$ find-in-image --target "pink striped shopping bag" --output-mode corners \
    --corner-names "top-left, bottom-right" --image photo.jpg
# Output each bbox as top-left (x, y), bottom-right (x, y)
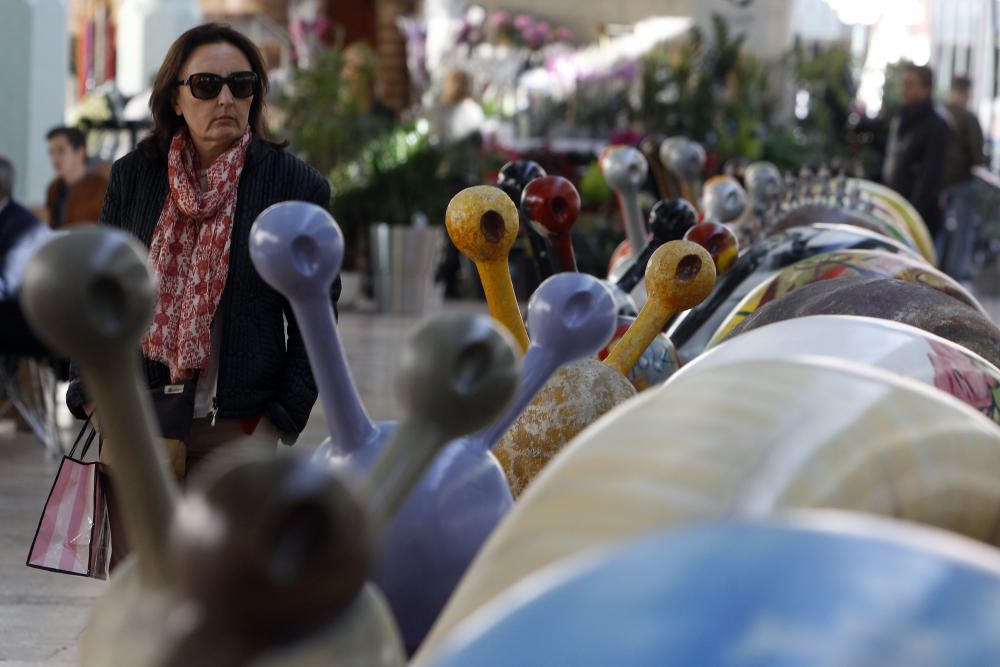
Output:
top-left (26, 419), bottom-right (109, 579)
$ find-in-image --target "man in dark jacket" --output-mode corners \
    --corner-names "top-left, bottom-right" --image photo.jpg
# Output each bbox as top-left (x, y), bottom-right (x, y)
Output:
top-left (941, 75), bottom-right (987, 280)
top-left (882, 64), bottom-right (952, 241)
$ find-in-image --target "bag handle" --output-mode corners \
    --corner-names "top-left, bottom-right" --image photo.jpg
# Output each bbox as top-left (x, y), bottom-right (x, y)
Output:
top-left (68, 413), bottom-right (99, 461)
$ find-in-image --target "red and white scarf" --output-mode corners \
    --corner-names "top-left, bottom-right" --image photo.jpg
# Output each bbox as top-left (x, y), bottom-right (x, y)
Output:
top-left (142, 128), bottom-right (251, 382)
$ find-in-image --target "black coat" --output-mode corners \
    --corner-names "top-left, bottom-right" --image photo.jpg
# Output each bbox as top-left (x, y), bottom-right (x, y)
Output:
top-left (66, 135), bottom-right (341, 442)
top-left (0, 199), bottom-right (44, 299)
top-left (882, 98), bottom-right (952, 234)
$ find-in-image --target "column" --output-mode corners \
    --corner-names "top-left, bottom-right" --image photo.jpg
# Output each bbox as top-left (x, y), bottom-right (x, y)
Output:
top-left (116, 0), bottom-right (202, 97)
top-left (0, 0), bottom-right (69, 206)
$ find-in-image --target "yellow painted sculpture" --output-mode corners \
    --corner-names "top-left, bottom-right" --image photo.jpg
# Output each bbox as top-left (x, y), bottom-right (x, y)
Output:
top-left (604, 242), bottom-right (716, 376)
top-left (494, 241), bottom-right (716, 496)
top-left (445, 186), bottom-right (530, 353)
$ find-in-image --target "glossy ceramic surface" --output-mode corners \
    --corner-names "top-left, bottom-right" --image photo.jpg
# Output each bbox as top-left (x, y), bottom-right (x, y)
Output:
top-left (416, 357), bottom-right (1000, 658)
top-left (497, 160), bottom-right (555, 280)
top-left (659, 137), bottom-right (705, 205)
top-left (21, 228), bottom-right (407, 666)
top-left (709, 249), bottom-right (984, 346)
top-left (701, 174), bottom-right (748, 223)
top-left (721, 277), bottom-right (1000, 371)
top-left (600, 145), bottom-right (649, 261)
top-left (522, 175), bottom-right (581, 273)
top-left (667, 223), bottom-right (923, 365)
top-left (598, 317), bottom-right (679, 391)
top-left (250, 203), bottom-right (618, 651)
top-left (744, 161), bottom-right (783, 208)
top-left (680, 315), bottom-right (1000, 425)
top-left (446, 186), bottom-right (530, 352)
top-left (849, 178), bottom-right (936, 264)
top-left (609, 199), bottom-right (698, 293)
top-left (683, 220), bottom-right (739, 274)
top-left (639, 133), bottom-right (680, 200)
top-left (425, 516), bottom-right (1000, 667)
top-left (774, 177), bottom-right (926, 254)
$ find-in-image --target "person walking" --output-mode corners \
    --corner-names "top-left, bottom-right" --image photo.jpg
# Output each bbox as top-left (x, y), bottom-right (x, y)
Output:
top-left (44, 126), bottom-right (109, 228)
top-left (882, 64), bottom-right (952, 245)
top-left (65, 23), bottom-right (341, 567)
top-left (941, 75), bottom-right (987, 281)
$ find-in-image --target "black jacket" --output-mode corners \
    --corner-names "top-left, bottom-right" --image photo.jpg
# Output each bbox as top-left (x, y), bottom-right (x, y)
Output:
top-left (1, 199), bottom-right (45, 299)
top-left (944, 103), bottom-right (986, 187)
top-left (882, 98), bottom-right (952, 233)
top-left (66, 135), bottom-right (341, 442)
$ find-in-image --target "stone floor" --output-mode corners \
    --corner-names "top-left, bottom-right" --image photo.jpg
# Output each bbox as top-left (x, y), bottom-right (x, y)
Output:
top-left (1, 290), bottom-right (999, 665)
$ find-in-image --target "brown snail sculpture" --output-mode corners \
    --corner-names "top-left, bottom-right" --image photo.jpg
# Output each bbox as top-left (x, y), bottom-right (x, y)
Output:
top-left (20, 227), bottom-right (521, 666)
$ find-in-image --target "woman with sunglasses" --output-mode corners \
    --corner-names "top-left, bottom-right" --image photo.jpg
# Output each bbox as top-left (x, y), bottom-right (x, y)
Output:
top-left (66, 23), bottom-right (340, 566)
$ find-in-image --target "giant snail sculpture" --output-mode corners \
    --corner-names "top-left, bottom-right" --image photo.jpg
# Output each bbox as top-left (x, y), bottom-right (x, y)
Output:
top-left (422, 513), bottom-right (1000, 666)
top-left (18, 225), bottom-right (524, 666)
top-left (445, 185), bottom-right (717, 496)
top-left (659, 136), bottom-right (706, 208)
top-left (706, 248), bottom-right (986, 347)
top-left (725, 276), bottom-right (1000, 371)
top-left (414, 354), bottom-right (1000, 662)
top-left (600, 145), bottom-right (651, 274)
top-left (766, 169), bottom-right (928, 261)
top-left (666, 223), bottom-right (927, 366)
top-left (674, 314), bottom-right (1000, 426)
top-left (496, 160), bottom-right (557, 284)
top-left (491, 239), bottom-right (715, 496)
top-left (522, 177), bottom-right (701, 391)
top-left (250, 201), bottom-right (620, 651)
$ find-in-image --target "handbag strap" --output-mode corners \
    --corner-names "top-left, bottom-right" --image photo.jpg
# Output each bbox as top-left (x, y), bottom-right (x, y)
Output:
top-left (68, 414), bottom-right (99, 460)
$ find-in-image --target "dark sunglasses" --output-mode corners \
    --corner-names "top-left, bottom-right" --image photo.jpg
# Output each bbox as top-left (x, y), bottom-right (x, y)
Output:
top-left (177, 71), bottom-right (258, 100)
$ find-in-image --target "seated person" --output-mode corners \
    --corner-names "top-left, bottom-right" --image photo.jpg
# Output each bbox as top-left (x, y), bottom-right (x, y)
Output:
top-left (45, 126), bottom-right (109, 228)
top-left (0, 156), bottom-right (53, 355)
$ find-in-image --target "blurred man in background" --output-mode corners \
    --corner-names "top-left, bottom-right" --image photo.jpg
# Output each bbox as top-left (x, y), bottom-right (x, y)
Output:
top-left (941, 75), bottom-right (986, 281)
top-left (44, 126), bottom-right (108, 228)
top-left (882, 64), bottom-right (951, 245)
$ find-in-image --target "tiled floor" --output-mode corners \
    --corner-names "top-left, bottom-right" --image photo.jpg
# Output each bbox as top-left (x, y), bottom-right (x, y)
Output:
top-left (1, 289), bottom-right (999, 665)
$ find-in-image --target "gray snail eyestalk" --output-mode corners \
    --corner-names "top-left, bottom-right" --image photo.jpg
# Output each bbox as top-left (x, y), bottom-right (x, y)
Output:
top-left (368, 312), bottom-right (521, 527)
top-left (20, 227), bottom-right (175, 585)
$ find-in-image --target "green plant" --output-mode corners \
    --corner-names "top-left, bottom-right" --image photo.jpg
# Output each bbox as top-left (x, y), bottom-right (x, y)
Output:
top-left (328, 122), bottom-right (505, 268)
top-left (638, 15), bottom-right (776, 165)
top-left (274, 46), bottom-right (392, 175)
top-left (784, 37), bottom-right (857, 164)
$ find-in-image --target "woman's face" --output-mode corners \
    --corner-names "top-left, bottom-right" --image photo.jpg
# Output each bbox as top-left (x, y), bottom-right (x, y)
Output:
top-left (173, 42), bottom-right (254, 157)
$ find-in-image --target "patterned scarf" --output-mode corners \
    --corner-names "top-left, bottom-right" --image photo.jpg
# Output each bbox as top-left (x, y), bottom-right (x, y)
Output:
top-left (142, 127), bottom-right (251, 382)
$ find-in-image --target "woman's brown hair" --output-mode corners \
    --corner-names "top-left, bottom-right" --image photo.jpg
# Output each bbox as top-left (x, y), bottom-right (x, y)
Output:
top-left (139, 23), bottom-right (286, 158)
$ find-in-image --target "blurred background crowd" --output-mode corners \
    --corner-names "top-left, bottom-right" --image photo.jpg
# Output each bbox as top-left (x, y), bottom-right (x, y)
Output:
top-left (3, 0), bottom-right (1000, 304)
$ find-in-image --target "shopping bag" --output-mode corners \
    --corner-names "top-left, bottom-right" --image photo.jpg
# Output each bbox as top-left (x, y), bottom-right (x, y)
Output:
top-left (26, 418), bottom-right (110, 579)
